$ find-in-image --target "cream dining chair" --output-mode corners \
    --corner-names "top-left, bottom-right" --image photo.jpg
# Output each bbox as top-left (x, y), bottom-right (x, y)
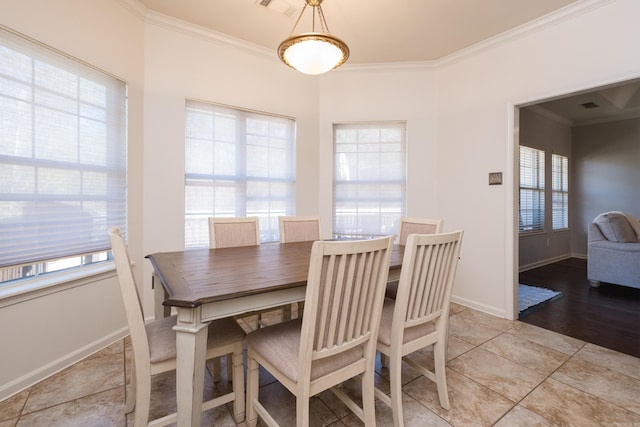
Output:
top-left (245, 236), bottom-right (394, 427)
top-left (209, 216), bottom-right (291, 328)
top-left (386, 217), bottom-right (444, 300)
top-left (278, 215), bottom-right (321, 319)
top-left (278, 215), bottom-right (321, 243)
top-left (375, 230), bottom-right (464, 427)
top-left (108, 227), bottom-right (246, 426)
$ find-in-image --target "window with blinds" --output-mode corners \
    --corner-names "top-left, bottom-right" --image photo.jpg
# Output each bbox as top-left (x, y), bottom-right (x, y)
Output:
top-left (552, 153), bottom-right (569, 230)
top-left (184, 100), bottom-right (296, 247)
top-left (333, 122), bottom-right (406, 239)
top-left (519, 146), bottom-right (545, 233)
top-left (0, 28), bottom-right (127, 284)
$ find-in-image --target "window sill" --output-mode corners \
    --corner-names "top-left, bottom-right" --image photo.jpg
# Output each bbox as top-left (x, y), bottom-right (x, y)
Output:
top-left (0, 262), bottom-right (116, 308)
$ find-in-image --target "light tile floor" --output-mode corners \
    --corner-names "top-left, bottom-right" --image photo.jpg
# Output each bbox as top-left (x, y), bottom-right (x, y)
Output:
top-left (2, 303), bottom-right (640, 426)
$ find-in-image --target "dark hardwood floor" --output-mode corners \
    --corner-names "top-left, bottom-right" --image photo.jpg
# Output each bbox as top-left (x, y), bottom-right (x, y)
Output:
top-left (518, 257), bottom-right (640, 358)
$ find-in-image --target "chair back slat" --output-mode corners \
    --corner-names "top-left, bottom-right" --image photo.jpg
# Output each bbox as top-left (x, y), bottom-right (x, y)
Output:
top-left (397, 231), bottom-right (463, 330)
top-left (301, 237), bottom-right (393, 362)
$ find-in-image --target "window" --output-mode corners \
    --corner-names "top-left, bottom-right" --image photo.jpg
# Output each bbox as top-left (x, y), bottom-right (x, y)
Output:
top-left (184, 101), bottom-right (296, 247)
top-left (333, 122), bottom-right (406, 238)
top-left (0, 28), bottom-right (127, 284)
top-left (519, 146), bottom-right (545, 233)
top-left (552, 153), bottom-right (569, 230)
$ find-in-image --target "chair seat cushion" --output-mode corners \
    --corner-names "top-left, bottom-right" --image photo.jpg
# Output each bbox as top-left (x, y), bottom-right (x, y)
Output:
top-left (246, 318), bottom-right (364, 383)
top-left (377, 298), bottom-right (436, 346)
top-left (146, 315), bottom-right (245, 364)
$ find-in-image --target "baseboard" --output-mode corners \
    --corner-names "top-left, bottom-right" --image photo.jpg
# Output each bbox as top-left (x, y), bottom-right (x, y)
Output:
top-left (519, 254), bottom-right (573, 273)
top-left (0, 327), bottom-right (129, 402)
top-left (451, 295), bottom-right (507, 319)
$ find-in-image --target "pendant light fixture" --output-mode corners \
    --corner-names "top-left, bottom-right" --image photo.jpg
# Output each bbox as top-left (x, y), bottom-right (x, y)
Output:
top-left (278, 0), bottom-right (349, 75)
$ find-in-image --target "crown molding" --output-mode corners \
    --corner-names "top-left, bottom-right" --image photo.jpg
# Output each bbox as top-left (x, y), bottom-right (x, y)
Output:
top-left (144, 9), bottom-right (276, 61)
top-left (120, 0), bottom-right (614, 73)
top-left (116, 0), bottom-right (147, 21)
top-left (437, 0), bottom-right (614, 67)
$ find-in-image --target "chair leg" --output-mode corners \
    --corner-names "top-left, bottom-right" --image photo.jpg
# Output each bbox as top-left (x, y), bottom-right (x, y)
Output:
top-left (133, 371), bottom-right (151, 427)
top-left (282, 304), bottom-right (292, 321)
top-left (433, 341), bottom-right (450, 410)
top-left (210, 356), bottom-right (222, 382)
top-left (231, 344), bottom-right (246, 423)
top-left (246, 353), bottom-right (260, 427)
top-left (389, 353), bottom-right (404, 427)
top-left (361, 366), bottom-right (377, 426)
top-left (380, 352), bottom-right (389, 368)
top-left (296, 391), bottom-right (311, 427)
top-left (124, 362), bottom-right (136, 414)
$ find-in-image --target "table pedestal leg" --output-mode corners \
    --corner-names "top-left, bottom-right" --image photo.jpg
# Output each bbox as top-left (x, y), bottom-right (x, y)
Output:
top-left (174, 307), bottom-right (208, 427)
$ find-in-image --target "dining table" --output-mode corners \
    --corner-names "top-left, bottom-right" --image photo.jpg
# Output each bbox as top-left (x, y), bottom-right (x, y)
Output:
top-left (146, 239), bottom-right (404, 427)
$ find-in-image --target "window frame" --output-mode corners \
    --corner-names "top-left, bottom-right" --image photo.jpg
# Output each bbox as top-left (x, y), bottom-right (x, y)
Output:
top-left (332, 121), bottom-right (407, 239)
top-left (184, 100), bottom-right (296, 247)
top-left (519, 145), bottom-right (545, 234)
top-left (0, 26), bottom-right (127, 287)
top-left (551, 153), bottom-right (569, 230)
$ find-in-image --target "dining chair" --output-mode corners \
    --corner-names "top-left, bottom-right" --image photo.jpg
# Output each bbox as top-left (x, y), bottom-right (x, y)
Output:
top-left (278, 215), bottom-right (321, 243)
top-left (108, 227), bottom-right (246, 426)
top-left (245, 236), bottom-right (394, 427)
top-left (374, 230), bottom-right (464, 427)
top-left (386, 217), bottom-right (444, 300)
top-left (278, 215), bottom-right (321, 319)
top-left (208, 216), bottom-right (261, 249)
top-left (209, 216), bottom-right (290, 329)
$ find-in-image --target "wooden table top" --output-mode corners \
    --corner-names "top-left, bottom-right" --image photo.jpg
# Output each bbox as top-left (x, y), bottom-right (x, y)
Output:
top-left (146, 240), bottom-right (404, 308)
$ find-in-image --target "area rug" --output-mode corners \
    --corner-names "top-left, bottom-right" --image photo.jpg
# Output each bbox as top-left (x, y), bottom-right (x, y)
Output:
top-left (518, 284), bottom-right (562, 316)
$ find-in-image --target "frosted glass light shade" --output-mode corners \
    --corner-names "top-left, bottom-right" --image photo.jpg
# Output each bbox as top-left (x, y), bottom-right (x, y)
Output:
top-left (278, 33), bottom-right (349, 75)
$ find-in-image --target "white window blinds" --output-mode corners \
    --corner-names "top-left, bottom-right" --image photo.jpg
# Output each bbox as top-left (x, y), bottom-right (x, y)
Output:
top-left (0, 28), bottom-right (127, 269)
top-left (519, 145), bottom-right (545, 233)
top-left (184, 100), bottom-right (296, 247)
top-left (552, 153), bottom-right (569, 230)
top-left (333, 122), bottom-right (406, 238)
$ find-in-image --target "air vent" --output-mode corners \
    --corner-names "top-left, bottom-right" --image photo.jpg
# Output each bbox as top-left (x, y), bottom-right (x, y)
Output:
top-left (581, 102), bottom-right (599, 109)
top-left (256, 0), bottom-right (299, 17)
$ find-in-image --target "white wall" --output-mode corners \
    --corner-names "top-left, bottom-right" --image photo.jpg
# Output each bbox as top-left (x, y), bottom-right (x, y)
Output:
top-left (140, 14), bottom-right (321, 314)
top-left (0, 0), bottom-right (144, 399)
top-left (318, 65), bottom-right (440, 231)
top-left (435, 0), bottom-right (640, 318)
top-left (2, 0), bottom-right (640, 402)
top-left (573, 116), bottom-right (640, 250)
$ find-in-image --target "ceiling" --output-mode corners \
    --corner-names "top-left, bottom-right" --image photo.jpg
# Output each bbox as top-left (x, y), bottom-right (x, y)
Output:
top-left (528, 80), bottom-right (640, 126)
top-left (136, 0), bottom-right (640, 125)
top-left (136, 0), bottom-right (579, 64)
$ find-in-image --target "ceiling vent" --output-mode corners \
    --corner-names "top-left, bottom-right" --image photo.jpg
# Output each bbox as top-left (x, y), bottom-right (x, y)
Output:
top-left (256, 0), bottom-right (299, 18)
top-left (581, 102), bottom-right (600, 109)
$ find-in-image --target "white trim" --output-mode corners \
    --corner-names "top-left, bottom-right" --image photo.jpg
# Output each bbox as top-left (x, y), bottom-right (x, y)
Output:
top-left (145, 10), bottom-right (275, 60)
top-left (519, 254), bottom-right (573, 273)
top-left (438, 0), bottom-right (613, 67)
top-left (0, 326), bottom-right (129, 402)
top-left (0, 263), bottom-right (116, 308)
top-left (135, 0), bottom-right (613, 73)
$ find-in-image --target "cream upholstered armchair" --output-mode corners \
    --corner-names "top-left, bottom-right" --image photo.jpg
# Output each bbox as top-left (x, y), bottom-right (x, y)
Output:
top-left (108, 227), bottom-right (246, 426)
top-left (245, 236), bottom-right (394, 427)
